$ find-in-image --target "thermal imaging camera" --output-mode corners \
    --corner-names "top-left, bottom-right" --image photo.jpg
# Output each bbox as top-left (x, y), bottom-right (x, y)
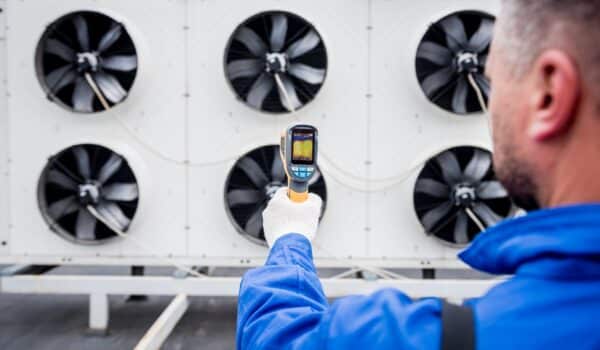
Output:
top-left (280, 125), bottom-right (319, 203)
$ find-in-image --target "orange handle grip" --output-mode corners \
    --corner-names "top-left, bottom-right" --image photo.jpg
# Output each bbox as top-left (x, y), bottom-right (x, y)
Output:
top-left (288, 189), bottom-right (309, 203)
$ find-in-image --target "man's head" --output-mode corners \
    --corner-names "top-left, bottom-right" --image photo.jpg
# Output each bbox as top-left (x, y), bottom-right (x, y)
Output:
top-left (487, 0), bottom-right (600, 209)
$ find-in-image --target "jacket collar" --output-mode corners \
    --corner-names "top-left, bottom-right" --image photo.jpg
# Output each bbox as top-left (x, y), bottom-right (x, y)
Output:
top-left (459, 204), bottom-right (600, 277)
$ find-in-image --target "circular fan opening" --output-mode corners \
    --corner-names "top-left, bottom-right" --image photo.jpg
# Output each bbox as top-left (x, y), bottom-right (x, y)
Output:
top-left (224, 145), bottom-right (327, 245)
top-left (413, 146), bottom-right (515, 246)
top-left (416, 11), bottom-right (494, 115)
top-left (37, 144), bottom-right (139, 245)
top-left (35, 11), bottom-right (138, 113)
top-left (224, 11), bottom-right (328, 113)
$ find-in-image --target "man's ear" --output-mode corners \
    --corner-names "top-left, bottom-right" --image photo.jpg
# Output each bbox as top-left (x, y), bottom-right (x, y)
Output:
top-left (527, 49), bottom-right (580, 141)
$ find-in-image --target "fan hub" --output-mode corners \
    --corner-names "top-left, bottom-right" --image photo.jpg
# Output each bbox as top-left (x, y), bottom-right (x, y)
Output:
top-left (265, 53), bottom-right (288, 74)
top-left (455, 52), bottom-right (480, 74)
top-left (453, 184), bottom-right (477, 207)
top-left (76, 52), bottom-right (100, 73)
top-left (78, 183), bottom-right (101, 205)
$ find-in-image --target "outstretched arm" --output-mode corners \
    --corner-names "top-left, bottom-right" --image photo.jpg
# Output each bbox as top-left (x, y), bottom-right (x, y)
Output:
top-left (236, 233), bottom-right (443, 350)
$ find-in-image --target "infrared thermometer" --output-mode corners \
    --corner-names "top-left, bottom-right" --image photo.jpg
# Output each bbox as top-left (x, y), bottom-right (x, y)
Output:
top-left (280, 125), bottom-right (319, 203)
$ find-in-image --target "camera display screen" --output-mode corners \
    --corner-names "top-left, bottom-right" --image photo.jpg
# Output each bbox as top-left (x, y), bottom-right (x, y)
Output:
top-left (291, 132), bottom-right (314, 164)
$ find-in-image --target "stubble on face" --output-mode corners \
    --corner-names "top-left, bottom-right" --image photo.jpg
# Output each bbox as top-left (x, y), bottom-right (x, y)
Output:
top-left (491, 109), bottom-right (541, 211)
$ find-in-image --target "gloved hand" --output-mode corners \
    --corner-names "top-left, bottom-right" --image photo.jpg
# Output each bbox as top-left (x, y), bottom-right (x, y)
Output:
top-left (262, 187), bottom-right (323, 247)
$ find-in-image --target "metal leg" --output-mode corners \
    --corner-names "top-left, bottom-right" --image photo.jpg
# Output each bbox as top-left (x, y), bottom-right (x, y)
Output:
top-left (88, 293), bottom-right (109, 336)
top-left (135, 294), bottom-right (189, 350)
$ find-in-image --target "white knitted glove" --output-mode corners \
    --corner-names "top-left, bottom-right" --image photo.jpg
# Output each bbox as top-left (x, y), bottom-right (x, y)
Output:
top-left (262, 187), bottom-right (323, 247)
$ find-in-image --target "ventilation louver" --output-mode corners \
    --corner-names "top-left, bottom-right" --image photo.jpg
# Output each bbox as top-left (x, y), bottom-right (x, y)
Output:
top-left (38, 144), bottom-right (139, 244)
top-left (225, 145), bottom-right (327, 244)
top-left (35, 11), bottom-right (138, 113)
top-left (413, 147), bottom-right (514, 246)
top-left (416, 11), bottom-right (494, 114)
top-left (225, 11), bottom-right (328, 113)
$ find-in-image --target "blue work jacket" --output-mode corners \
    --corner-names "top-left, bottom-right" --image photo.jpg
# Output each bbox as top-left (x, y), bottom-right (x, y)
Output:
top-left (237, 204), bottom-right (600, 349)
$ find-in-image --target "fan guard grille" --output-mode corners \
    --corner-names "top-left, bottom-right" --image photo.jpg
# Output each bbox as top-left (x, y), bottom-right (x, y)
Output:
top-left (35, 11), bottom-right (138, 113)
top-left (413, 146), bottom-right (515, 246)
top-left (38, 144), bottom-right (139, 245)
top-left (416, 11), bottom-right (494, 115)
top-left (224, 11), bottom-right (328, 113)
top-left (224, 145), bottom-right (327, 245)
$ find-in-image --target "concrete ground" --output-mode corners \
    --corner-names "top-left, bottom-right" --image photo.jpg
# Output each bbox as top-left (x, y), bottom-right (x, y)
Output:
top-left (0, 293), bottom-right (237, 350)
top-left (0, 266), bottom-right (238, 350)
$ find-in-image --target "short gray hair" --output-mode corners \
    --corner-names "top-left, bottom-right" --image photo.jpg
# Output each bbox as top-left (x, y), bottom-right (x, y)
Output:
top-left (497, 0), bottom-right (600, 82)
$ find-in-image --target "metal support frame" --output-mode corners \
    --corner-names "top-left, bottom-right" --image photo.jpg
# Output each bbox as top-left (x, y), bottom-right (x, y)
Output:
top-left (0, 272), bottom-right (501, 298)
top-left (89, 293), bottom-right (110, 335)
top-left (135, 294), bottom-right (189, 350)
top-left (0, 267), bottom-right (503, 345)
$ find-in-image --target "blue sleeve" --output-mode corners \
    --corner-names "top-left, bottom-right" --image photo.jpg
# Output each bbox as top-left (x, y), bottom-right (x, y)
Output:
top-left (236, 234), bottom-right (443, 350)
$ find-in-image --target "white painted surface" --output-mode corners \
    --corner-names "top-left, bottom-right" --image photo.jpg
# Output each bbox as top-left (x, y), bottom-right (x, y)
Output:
top-left (0, 0), bottom-right (7, 256)
top-left (0, 0), bottom-right (502, 269)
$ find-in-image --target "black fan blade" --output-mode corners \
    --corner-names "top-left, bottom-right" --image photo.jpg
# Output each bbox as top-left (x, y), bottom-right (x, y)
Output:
top-left (103, 183), bottom-right (139, 202)
top-left (73, 146), bottom-right (91, 179)
top-left (72, 15), bottom-right (90, 51)
top-left (227, 189), bottom-right (263, 207)
top-left (94, 72), bottom-right (127, 103)
top-left (477, 181), bottom-right (508, 200)
top-left (101, 55), bottom-right (138, 72)
top-left (75, 208), bottom-right (97, 240)
top-left (236, 156), bottom-right (269, 188)
top-left (417, 41), bottom-right (453, 66)
top-left (47, 169), bottom-right (78, 190)
top-left (97, 23), bottom-right (123, 53)
top-left (435, 151), bottom-right (462, 185)
top-left (226, 59), bottom-right (264, 80)
top-left (422, 201), bottom-right (454, 232)
top-left (286, 29), bottom-right (320, 59)
top-left (45, 39), bottom-right (75, 62)
top-left (288, 63), bottom-right (326, 85)
top-left (472, 202), bottom-right (501, 227)
top-left (97, 153), bottom-right (123, 184)
top-left (235, 27), bottom-right (268, 57)
top-left (479, 54), bottom-right (488, 68)
top-left (421, 66), bottom-right (455, 97)
top-left (451, 77), bottom-right (469, 114)
top-left (47, 195), bottom-right (79, 220)
top-left (244, 205), bottom-right (265, 238)
top-left (270, 14), bottom-right (288, 52)
top-left (415, 179), bottom-right (450, 198)
top-left (308, 170), bottom-right (321, 186)
top-left (474, 74), bottom-right (491, 98)
top-left (271, 147), bottom-right (286, 182)
top-left (46, 65), bottom-right (77, 93)
top-left (72, 78), bottom-right (95, 113)
top-left (468, 18), bottom-right (494, 53)
top-left (464, 149), bottom-right (491, 182)
top-left (454, 211), bottom-right (470, 244)
top-left (440, 15), bottom-right (468, 52)
top-left (246, 73), bottom-right (274, 110)
top-left (97, 201), bottom-right (130, 230)
top-left (278, 74), bottom-right (302, 111)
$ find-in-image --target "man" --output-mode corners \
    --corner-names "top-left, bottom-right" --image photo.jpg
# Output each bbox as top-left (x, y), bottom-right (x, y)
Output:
top-left (237, 0), bottom-right (600, 348)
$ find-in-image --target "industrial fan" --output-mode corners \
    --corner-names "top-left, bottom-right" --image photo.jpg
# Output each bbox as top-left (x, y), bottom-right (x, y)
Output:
top-left (224, 145), bottom-right (327, 244)
top-left (413, 146), bottom-right (514, 246)
top-left (224, 11), bottom-right (328, 113)
top-left (38, 144), bottom-right (139, 244)
top-left (35, 11), bottom-right (138, 113)
top-left (416, 11), bottom-right (494, 114)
